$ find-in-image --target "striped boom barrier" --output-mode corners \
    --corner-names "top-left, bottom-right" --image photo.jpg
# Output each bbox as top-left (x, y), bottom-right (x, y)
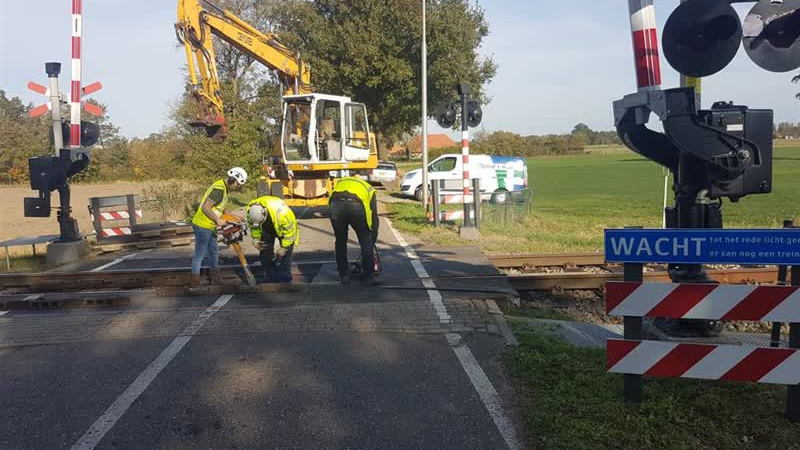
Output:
top-left (608, 340), bottom-right (800, 385)
top-left (628, 0), bottom-right (661, 91)
top-left (606, 282), bottom-right (800, 322)
top-left (70, 0), bottom-right (83, 147)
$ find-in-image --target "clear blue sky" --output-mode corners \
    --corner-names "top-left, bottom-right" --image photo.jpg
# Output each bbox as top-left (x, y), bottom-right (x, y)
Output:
top-left (1, 0), bottom-right (798, 139)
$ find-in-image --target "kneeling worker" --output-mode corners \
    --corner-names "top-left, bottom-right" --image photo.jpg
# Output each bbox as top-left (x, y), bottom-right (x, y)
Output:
top-left (191, 167), bottom-right (248, 285)
top-left (329, 176), bottom-right (379, 286)
top-left (246, 196), bottom-right (298, 283)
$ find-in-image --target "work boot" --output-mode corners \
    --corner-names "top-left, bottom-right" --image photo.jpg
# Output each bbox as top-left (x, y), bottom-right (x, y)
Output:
top-left (190, 274), bottom-right (208, 286)
top-left (209, 268), bottom-right (225, 285)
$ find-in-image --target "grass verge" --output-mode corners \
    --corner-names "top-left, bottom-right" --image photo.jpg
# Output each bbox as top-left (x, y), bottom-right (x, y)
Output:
top-left (0, 254), bottom-right (48, 273)
top-left (508, 325), bottom-right (800, 450)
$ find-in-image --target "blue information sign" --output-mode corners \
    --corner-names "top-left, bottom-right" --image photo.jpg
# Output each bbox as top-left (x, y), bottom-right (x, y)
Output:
top-left (604, 229), bottom-right (800, 265)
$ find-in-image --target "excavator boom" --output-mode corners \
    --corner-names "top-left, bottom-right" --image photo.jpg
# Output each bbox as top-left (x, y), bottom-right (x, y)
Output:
top-left (176, 0), bottom-right (311, 139)
top-left (175, 0), bottom-right (378, 206)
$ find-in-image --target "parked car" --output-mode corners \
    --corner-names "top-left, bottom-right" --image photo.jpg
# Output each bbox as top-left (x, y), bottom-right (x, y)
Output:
top-left (367, 161), bottom-right (399, 185)
top-left (399, 154), bottom-right (528, 204)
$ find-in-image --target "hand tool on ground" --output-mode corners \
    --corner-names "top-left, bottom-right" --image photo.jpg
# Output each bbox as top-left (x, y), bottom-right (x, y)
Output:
top-left (219, 214), bottom-right (257, 286)
top-left (351, 244), bottom-right (382, 277)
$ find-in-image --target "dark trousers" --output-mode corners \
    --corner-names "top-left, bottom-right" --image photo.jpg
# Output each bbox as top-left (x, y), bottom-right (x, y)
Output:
top-left (258, 229), bottom-right (294, 283)
top-left (330, 195), bottom-right (378, 278)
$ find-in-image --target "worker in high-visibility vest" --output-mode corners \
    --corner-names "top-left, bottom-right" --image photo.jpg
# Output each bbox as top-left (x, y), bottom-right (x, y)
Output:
top-left (191, 167), bottom-right (248, 285)
top-left (246, 196), bottom-right (298, 283)
top-left (329, 176), bottom-right (379, 286)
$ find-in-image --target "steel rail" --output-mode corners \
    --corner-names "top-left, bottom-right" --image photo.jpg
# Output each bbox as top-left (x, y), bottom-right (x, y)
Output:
top-left (488, 253), bottom-right (607, 269)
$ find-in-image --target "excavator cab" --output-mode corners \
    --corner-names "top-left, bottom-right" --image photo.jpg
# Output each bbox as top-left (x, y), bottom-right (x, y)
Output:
top-left (281, 94), bottom-right (371, 164)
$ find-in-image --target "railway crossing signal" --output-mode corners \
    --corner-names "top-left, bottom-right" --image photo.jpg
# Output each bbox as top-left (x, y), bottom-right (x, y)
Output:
top-left (614, 0), bottom-right (800, 337)
top-left (435, 84), bottom-right (484, 231)
top-left (662, 0), bottom-right (800, 77)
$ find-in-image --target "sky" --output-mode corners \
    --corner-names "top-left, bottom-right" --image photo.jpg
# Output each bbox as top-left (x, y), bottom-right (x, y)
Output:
top-left (1, 0), bottom-right (798, 139)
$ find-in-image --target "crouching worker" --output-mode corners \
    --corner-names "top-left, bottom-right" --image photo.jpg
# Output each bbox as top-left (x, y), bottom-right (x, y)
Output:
top-left (329, 176), bottom-right (379, 286)
top-left (246, 196), bottom-right (298, 283)
top-left (191, 167), bottom-right (248, 285)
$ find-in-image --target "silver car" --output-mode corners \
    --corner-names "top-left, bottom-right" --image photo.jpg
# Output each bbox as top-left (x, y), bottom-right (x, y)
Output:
top-left (367, 161), bottom-right (398, 185)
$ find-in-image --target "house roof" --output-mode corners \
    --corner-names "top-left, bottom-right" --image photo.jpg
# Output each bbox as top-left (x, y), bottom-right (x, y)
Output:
top-left (406, 134), bottom-right (457, 153)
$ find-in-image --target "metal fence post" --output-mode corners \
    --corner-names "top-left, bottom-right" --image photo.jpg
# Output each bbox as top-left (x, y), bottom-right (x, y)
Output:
top-left (432, 181), bottom-right (440, 227)
top-left (787, 264), bottom-right (800, 422)
top-left (623, 225), bottom-right (644, 404)
top-left (90, 197), bottom-right (102, 240)
top-left (472, 178), bottom-right (481, 230)
top-left (773, 221), bottom-right (793, 347)
top-left (126, 194), bottom-right (138, 229)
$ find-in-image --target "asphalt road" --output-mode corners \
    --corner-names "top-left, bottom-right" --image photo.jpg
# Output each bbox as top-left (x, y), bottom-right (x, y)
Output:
top-left (0, 214), bottom-right (522, 450)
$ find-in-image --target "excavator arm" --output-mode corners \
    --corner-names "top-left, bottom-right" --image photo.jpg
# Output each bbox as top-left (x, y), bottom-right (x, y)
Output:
top-left (175, 0), bottom-right (312, 139)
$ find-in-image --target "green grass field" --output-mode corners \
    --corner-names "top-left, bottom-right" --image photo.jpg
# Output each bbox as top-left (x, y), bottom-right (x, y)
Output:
top-left (509, 324), bottom-right (800, 450)
top-left (386, 142), bottom-right (800, 253)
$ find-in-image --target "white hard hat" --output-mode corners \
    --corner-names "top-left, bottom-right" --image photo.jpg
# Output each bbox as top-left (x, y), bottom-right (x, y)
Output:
top-left (248, 203), bottom-right (267, 226)
top-left (228, 167), bottom-right (248, 185)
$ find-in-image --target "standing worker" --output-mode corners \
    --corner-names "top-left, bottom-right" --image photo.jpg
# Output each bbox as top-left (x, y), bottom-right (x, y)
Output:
top-left (246, 196), bottom-right (298, 284)
top-left (191, 167), bottom-right (248, 285)
top-left (329, 176), bottom-right (379, 286)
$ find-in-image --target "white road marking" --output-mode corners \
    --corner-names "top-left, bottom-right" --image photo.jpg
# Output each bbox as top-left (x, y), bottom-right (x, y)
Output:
top-left (447, 334), bottom-right (521, 450)
top-left (384, 217), bottom-right (451, 323)
top-left (69, 294), bottom-right (233, 450)
top-left (90, 249), bottom-right (150, 272)
top-left (383, 216), bottom-right (520, 450)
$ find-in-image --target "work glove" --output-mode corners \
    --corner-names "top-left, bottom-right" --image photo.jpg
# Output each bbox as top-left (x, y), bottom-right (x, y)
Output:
top-left (253, 241), bottom-right (264, 252)
top-left (275, 246), bottom-right (288, 258)
top-left (215, 218), bottom-right (227, 228)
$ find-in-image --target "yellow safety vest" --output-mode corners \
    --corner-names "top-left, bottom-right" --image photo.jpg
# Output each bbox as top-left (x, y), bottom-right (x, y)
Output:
top-left (192, 179), bottom-right (228, 230)
top-left (247, 196), bottom-right (299, 248)
top-left (331, 177), bottom-right (376, 230)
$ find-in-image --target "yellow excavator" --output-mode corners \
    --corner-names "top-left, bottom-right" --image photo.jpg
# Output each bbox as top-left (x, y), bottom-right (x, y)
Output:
top-left (175, 0), bottom-right (378, 206)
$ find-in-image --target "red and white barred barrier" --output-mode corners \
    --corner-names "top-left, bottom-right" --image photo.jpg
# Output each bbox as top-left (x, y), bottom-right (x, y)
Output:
top-left (462, 130), bottom-right (470, 206)
top-left (606, 282), bottom-right (800, 322)
top-left (608, 339), bottom-right (800, 385)
top-left (70, 0), bottom-right (83, 147)
top-left (90, 210), bottom-right (143, 222)
top-left (628, 0), bottom-right (661, 91)
top-left (431, 194), bottom-right (475, 205)
top-left (427, 210), bottom-right (474, 223)
top-left (101, 227), bottom-right (132, 237)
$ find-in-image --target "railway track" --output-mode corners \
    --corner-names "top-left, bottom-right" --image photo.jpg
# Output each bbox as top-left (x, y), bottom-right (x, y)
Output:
top-left (0, 253), bottom-right (782, 311)
top-left (506, 267), bottom-right (778, 291)
top-left (489, 252), bottom-right (780, 291)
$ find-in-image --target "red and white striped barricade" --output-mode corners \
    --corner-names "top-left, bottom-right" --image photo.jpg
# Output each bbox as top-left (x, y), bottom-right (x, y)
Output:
top-left (604, 227), bottom-right (800, 422)
top-left (429, 179), bottom-right (482, 227)
top-left (88, 195), bottom-right (142, 240)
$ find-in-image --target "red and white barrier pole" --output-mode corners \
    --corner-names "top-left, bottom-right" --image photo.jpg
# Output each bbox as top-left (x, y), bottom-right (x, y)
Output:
top-left (628, 0), bottom-right (661, 92)
top-left (70, 0), bottom-right (83, 148)
top-left (462, 128), bottom-right (471, 226)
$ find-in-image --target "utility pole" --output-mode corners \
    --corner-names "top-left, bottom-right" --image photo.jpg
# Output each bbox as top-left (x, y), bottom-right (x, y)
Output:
top-left (421, 0), bottom-right (429, 210)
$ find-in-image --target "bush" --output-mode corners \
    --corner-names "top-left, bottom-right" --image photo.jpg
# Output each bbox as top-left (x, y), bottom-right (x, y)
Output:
top-left (141, 181), bottom-right (202, 222)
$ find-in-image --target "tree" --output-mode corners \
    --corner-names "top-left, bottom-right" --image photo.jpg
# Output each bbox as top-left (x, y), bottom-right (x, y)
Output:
top-left (0, 90), bottom-right (49, 183)
top-left (258, 0), bottom-right (497, 153)
top-left (473, 131), bottom-right (527, 156)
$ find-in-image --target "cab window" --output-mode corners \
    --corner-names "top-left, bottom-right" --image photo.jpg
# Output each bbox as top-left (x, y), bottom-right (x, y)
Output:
top-left (316, 100), bottom-right (341, 161)
top-left (429, 157), bottom-right (457, 172)
top-left (282, 101), bottom-right (312, 161)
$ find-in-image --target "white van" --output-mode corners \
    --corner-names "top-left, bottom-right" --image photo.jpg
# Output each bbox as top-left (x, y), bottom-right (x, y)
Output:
top-left (399, 154), bottom-right (528, 204)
